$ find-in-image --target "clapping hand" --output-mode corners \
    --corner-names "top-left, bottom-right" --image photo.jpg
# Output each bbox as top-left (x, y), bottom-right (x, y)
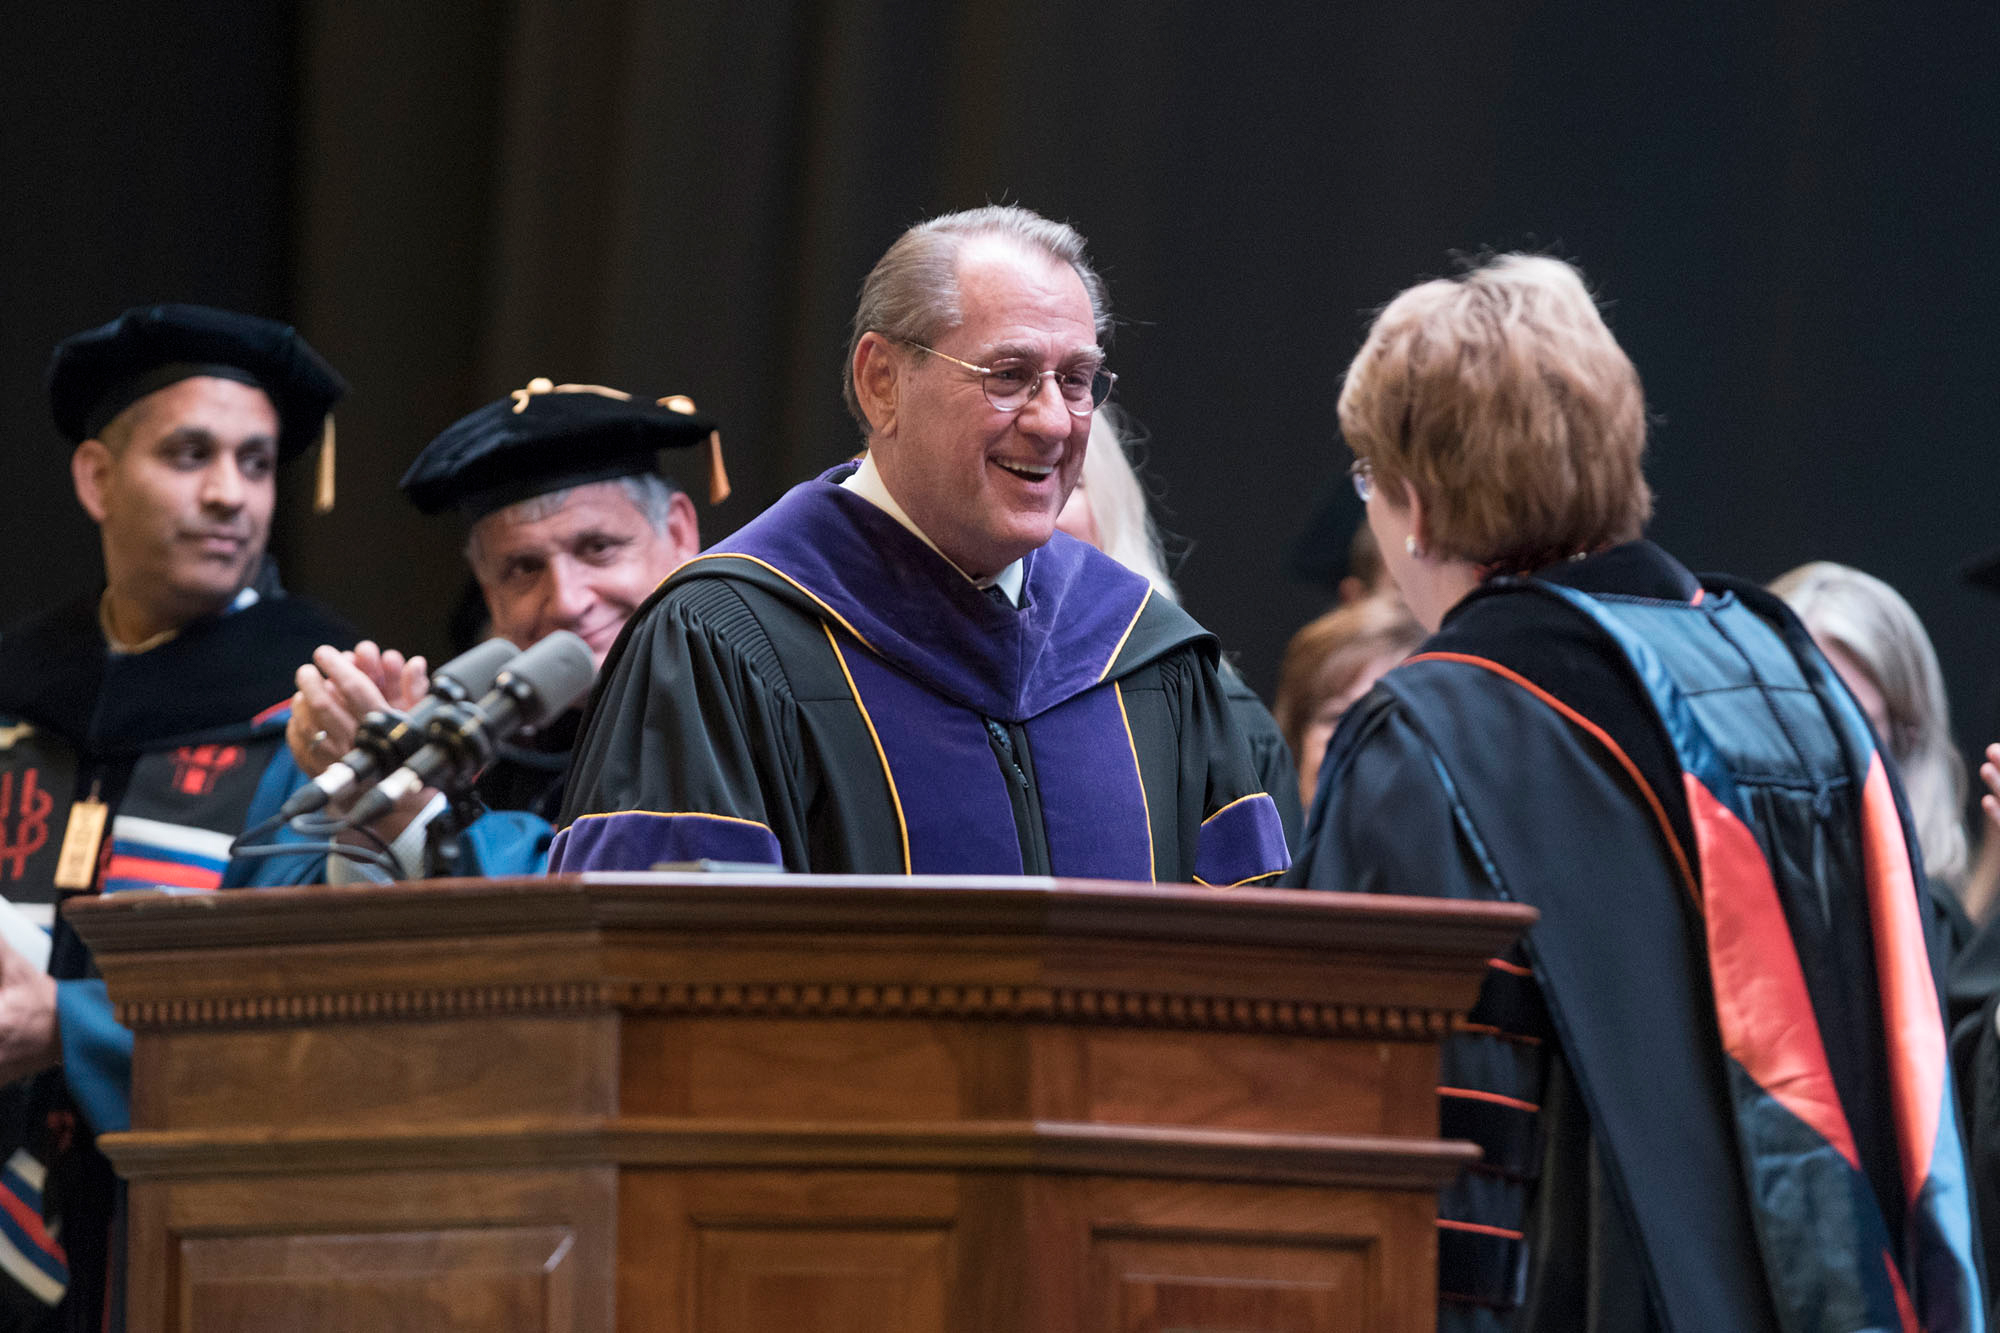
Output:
top-left (287, 641), bottom-right (429, 780)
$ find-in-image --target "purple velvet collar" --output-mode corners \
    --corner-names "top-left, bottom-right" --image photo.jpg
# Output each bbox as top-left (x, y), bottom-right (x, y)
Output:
top-left (680, 466), bottom-right (1168, 721)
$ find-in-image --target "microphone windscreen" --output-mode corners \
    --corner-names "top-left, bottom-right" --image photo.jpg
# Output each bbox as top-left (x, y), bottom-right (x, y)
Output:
top-left (495, 630), bottom-right (596, 729)
top-left (431, 637), bottom-right (519, 700)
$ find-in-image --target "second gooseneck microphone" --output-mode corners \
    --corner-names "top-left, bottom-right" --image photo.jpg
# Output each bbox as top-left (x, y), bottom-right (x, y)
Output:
top-left (341, 630), bottom-right (596, 829)
top-left (278, 637), bottom-right (520, 821)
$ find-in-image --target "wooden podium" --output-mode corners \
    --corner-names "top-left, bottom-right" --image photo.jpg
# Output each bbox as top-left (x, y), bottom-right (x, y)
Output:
top-left (67, 875), bottom-right (1532, 1333)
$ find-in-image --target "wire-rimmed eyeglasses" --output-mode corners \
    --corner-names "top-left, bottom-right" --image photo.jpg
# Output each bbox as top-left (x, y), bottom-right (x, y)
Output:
top-left (1349, 458), bottom-right (1376, 503)
top-left (896, 338), bottom-right (1116, 417)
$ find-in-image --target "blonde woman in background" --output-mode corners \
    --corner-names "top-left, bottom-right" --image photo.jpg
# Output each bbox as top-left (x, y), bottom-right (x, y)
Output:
top-left (1055, 406), bottom-right (1303, 850)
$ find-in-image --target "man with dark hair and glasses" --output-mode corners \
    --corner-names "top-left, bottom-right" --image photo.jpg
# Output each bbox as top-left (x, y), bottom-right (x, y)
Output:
top-left (554, 205), bottom-right (1289, 886)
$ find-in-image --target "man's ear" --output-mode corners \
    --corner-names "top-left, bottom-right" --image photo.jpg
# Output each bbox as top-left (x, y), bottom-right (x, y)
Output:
top-left (72, 440), bottom-right (114, 524)
top-left (852, 331), bottom-right (900, 439)
top-left (664, 489), bottom-right (701, 567)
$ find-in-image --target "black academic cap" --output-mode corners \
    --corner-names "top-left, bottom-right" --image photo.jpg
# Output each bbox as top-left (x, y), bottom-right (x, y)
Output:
top-left (47, 303), bottom-right (346, 465)
top-left (400, 378), bottom-right (727, 519)
top-left (1961, 546), bottom-right (2000, 596)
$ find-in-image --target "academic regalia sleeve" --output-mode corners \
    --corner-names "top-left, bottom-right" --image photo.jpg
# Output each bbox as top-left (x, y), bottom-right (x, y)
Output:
top-left (227, 741), bottom-right (555, 883)
top-left (1293, 682), bottom-right (1673, 1329)
top-left (222, 744), bottom-right (332, 888)
top-left (54, 980), bottom-right (130, 1136)
top-left (1290, 688), bottom-right (1495, 900)
top-left (1220, 667), bottom-right (1303, 856)
top-left (458, 811), bottom-right (553, 877)
top-left (1954, 993), bottom-right (2000, 1299)
top-left (1161, 649), bottom-right (1290, 887)
top-left (553, 584), bottom-right (799, 871)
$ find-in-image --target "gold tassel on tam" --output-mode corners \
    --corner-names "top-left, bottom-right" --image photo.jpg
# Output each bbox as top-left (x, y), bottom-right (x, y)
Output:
top-left (314, 415), bottom-right (337, 513)
top-left (706, 430), bottom-right (730, 505)
top-left (655, 395), bottom-right (728, 505)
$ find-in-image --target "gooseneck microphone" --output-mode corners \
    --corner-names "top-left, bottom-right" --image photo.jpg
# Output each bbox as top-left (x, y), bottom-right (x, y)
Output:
top-left (341, 630), bottom-right (596, 829)
top-left (277, 637), bottom-right (520, 821)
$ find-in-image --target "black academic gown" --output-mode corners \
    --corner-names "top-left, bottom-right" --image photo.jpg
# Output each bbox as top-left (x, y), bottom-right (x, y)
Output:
top-left (1946, 910), bottom-right (2000, 1312)
top-left (0, 579), bottom-right (353, 1333)
top-left (1218, 664), bottom-right (1301, 855)
top-left (473, 710), bottom-right (578, 825)
top-left (1294, 542), bottom-right (1980, 1333)
top-left (556, 467), bottom-right (1291, 886)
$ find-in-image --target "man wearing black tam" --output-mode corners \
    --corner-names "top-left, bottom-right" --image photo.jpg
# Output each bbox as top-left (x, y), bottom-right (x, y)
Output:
top-left (554, 206), bottom-right (1289, 886)
top-left (257, 379), bottom-right (711, 882)
top-left (0, 304), bottom-right (355, 1330)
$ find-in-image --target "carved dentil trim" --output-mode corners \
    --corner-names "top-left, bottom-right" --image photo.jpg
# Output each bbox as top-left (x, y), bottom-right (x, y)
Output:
top-left (621, 981), bottom-right (1451, 1039)
top-left (114, 981), bottom-right (612, 1029)
top-left (116, 980), bottom-right (1452, 1039)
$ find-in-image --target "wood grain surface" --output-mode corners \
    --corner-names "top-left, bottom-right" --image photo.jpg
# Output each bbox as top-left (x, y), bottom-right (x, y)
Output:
top-left (70, 875), bottom-right (1531, 1333)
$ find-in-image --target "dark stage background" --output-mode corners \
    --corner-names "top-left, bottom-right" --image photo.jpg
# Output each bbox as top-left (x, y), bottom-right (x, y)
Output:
top-left (5, 2), bottom-right (1997, 753)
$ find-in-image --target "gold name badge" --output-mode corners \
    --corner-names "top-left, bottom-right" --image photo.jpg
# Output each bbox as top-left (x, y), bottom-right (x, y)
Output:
top-left (52, 798), bottom-right (108, 891)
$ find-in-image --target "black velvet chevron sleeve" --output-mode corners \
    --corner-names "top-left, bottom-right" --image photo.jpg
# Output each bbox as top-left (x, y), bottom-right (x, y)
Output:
top-left (555, 579), bottom-right (813, 871)
top-left (1289, 687), bottom-right (1496, 900)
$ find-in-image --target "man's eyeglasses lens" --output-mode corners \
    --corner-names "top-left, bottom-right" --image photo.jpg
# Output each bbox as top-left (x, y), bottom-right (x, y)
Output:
top-left (894, 337), bottom-right (1116, 418)
top-left (982, 362), bottom-right (1115, 416)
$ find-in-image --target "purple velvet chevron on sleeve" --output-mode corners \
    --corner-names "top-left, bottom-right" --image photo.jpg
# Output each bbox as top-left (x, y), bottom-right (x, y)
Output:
top-left (1193, 793), bottom-right (1290, 887)
top-left (549, 811), bottom-right (783, 872)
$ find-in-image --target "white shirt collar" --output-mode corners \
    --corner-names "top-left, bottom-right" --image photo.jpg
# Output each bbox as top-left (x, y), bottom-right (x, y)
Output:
top-left (840, 454), bottom-right (1024, 606)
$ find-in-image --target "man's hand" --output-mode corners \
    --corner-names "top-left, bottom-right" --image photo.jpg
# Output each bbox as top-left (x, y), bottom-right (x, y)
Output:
top-left (1982, 742), bottom-right (1999, 831)
top-left (287, 640), bottom-right (428, 780)
top-left (0, 942), bottom-right (58, 1086)
top-left (286, 641), bottom-right (438, 851)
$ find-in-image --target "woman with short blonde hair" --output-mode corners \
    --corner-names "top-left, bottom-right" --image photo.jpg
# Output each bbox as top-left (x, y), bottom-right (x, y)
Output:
top-left (1339, 255), bottom-right (1651, 625)
top-left (1296, 255), bottom-right (1981, 1331)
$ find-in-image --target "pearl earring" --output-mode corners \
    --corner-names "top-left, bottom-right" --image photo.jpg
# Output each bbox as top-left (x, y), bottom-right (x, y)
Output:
top-left (1405, 534), bottom-right (1424, 559)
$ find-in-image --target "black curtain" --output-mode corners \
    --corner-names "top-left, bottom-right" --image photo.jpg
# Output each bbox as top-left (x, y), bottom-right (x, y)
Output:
top-left (6, 0), bottom-right (1998, 750)
top-left (0, 2), bottom-right (295, 625)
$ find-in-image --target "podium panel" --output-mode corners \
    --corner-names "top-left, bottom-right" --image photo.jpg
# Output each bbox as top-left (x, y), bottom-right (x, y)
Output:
top-left (69, 874), bottom-right (1533, 1333)
top-left (176, 1223), bottom-right (582, 1333)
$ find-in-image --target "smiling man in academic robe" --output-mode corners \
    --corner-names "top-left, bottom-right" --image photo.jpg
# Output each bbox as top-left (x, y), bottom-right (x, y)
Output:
top-left (554, 205), bottom-right (1289, 885)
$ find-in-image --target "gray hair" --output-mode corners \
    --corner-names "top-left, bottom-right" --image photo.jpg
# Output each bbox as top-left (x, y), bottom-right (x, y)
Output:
top-left (1771, 560), bottom-right (1969, 888)
top-left (841, 204), bottom-right (1111, 434)
top-left (464, 473), bottom-right (681, 567)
